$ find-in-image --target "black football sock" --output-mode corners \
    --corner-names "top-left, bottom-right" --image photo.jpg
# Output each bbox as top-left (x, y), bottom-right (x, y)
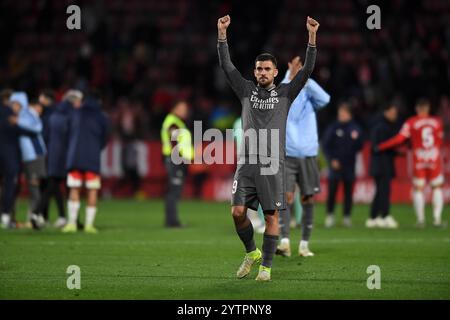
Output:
top-left (236, 223), bottom-right (256, 253)
top-left (262, 234), bottom-right (279, 268)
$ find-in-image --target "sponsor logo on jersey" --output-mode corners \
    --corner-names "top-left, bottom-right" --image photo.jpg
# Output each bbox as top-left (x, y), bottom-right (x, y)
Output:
top-left (250, 94), bottom-right (279, 110)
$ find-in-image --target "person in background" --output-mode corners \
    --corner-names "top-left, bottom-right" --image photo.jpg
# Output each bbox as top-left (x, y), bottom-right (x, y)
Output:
top-left (366, 102), bottom-right (401, 228)
top-left (10, 93), bottom-right (47, 230)
top-left (161, 100), bottom-right (194, 228)
top-left (322, 102), bottom-right (363, 228)
top-left (0, 89), bottom-right (32, 229)
top-left (62, 91), bottom-right (110, 233)
top-left (376, 98), bottom-right (445, 228)
top-left (276, 55), bottom-right (330, 257)
top-left (40, 90), bottom-right (83, 228)
top-left (38, 89), bottom-right (55, 223)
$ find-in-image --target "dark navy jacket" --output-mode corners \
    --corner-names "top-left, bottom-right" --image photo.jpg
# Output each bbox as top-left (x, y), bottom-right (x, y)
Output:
top-left (66, 97), bottom-right (110, 174)
top-left (41, 105), bottom-right (54, 147)
top-left (322, 120), bottom-right (364, 180)
top-left (0, 104), bottom-right (34, 174)
top-left (47, 101), bottom-right (73, 177)
top-left (369, 115), bottom-right (401, 178)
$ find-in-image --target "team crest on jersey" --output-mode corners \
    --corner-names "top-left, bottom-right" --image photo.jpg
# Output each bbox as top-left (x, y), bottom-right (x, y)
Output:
top-left (270, 90), bottom-right (278, 97)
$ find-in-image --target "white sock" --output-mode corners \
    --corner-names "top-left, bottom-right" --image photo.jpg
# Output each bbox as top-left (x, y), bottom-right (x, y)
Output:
top-left (280, 237), bottom-right (290, 245)
top-left (432, 188), bottom-right (443, 225)
top-left (68, 201), bottom-right (80, 225)
top-left (85, 206), bottom-right (97, 227)
top-left (413, 190), bottom-right (425, 223)
top-left (300, 240), bottom-right (308, 249)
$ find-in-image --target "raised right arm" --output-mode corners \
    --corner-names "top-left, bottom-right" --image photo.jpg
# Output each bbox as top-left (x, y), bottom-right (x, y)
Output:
top-left (217, 15), bottom-right (248, 97)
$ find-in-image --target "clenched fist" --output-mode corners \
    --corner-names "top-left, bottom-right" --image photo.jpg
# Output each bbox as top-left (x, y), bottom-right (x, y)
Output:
top-left (306, 16), bottom-right (320, 33)
top-left (217, 15), bottom-right (231, 31)
top-left (217, 15), bottom-right (230, 40)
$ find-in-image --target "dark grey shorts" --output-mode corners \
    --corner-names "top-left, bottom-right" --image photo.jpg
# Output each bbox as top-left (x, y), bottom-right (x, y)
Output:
top-left (231, 159), bottom-right (286, 212)
top-left (24, 157), bottom-right (47, 181)
top-left (285, 156), bottom-right (320, 196)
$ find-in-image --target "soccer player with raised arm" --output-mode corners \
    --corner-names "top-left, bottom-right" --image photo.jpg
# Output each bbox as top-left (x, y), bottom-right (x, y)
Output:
top-left (217, 15), bottom-right (319, 281)
top-left (376, 99), bottom-right (445, 227)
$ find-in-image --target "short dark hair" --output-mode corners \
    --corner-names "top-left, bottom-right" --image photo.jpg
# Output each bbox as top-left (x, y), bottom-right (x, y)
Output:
top-left (383, 100), bottom-right (398, 111)
top-left (39, 89), bottom-right (55, 102)
top-left (29, 98), bottom-right (41, 106)
top-left (255, 53), bottom-right (277, 68)
top-left (416, 98), bottom-right (430, 108)
top-left (1, 89), bottom-right (13, 102)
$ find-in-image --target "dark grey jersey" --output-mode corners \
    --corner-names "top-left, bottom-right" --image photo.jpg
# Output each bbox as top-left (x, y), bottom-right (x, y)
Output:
top-left (218, 40), bottom-right (317, 164)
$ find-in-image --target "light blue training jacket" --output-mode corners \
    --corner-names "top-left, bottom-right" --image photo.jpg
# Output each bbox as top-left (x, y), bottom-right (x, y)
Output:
top-left (283, 70), bottom-right (330, 158)
top-left (9, 92), bottom-right (46, 162)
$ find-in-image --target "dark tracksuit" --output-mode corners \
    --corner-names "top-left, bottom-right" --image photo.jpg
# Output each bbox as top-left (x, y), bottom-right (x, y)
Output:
top-left (322, 120), bottom-right (363, 217)
top-left (0, 104), bottom-right (35, 217)
top-left (369, 116), bottom-right (400, 219)
top-left (39, 105), bottom-right (54, 220)
top-left (0, 105), bottom-right (21, 216)
top-left (39, 101), bottom-right (73, 219)
top-left (66, 97), bottom-right (110, 175)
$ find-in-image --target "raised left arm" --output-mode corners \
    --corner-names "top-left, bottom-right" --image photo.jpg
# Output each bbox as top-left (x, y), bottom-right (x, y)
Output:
top-left (287, 17), bottom-right (319, 101)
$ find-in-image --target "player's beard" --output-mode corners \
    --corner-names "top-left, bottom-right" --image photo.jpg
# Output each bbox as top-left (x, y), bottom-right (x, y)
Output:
top-left (258, 77), bottom-right (272, 88)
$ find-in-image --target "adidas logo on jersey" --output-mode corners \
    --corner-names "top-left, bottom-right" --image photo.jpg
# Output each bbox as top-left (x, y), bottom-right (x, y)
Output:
top-left (275, 202), bottom-right (281, 207)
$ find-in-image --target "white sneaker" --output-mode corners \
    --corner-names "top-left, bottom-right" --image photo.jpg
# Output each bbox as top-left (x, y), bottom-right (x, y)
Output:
top-left (37, 215), bottom-right (46, 226)
top-left (375, 217), bottom-right (387, 228)
top-left (275, 238), bottom-right (291, 257)
top-left (383, 216), bottom-right (399, 229)
top-left (365, 218), bottom-right (378, 228)
top-left (53, 217), bottom-right (67, 228)
top-left (325, 215), bottom-right (335, 228)
top-left (299, 246), bottom-right (315, 257)
top-left (1, 214), bottom-right (11, 229)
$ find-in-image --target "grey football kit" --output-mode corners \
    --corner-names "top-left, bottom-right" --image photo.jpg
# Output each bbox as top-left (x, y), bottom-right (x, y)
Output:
top-left (285, 156), bottom-right (321, 196)
top-left (218, 40), bottom-right (316, 212)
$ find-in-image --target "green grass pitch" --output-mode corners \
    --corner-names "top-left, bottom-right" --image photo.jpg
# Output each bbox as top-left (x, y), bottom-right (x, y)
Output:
top-left (0, 199), bottom-right (449, 299)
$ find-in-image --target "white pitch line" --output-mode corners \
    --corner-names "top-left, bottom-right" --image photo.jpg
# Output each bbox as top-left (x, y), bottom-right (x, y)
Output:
top-left (1, 237), bottom-right (450, 247)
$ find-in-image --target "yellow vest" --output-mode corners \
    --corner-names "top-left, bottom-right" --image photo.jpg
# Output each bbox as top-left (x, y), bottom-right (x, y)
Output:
top-left (161, 113), bottom-right (194, 161)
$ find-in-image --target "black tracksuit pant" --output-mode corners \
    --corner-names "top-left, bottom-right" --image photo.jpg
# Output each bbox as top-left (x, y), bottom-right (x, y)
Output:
top-left (164, 157), bottom-right (186, 226)
top-left (370, 176), bottom-right (392, 219)
top-left (326, 178), bottom-right (354, 217)
top-left (39, 177), bottom-right (66, 220)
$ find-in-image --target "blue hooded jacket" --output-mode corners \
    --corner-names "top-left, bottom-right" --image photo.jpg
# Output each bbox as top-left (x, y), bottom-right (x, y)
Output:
top-left (282, 71), bottom-right (330, 158)
top-left (66, 97), bottom-right (110, 174)
top-left (10, 92), bottom-right (46, 162)
top-left (47, 100), bottom-right (74, 177)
